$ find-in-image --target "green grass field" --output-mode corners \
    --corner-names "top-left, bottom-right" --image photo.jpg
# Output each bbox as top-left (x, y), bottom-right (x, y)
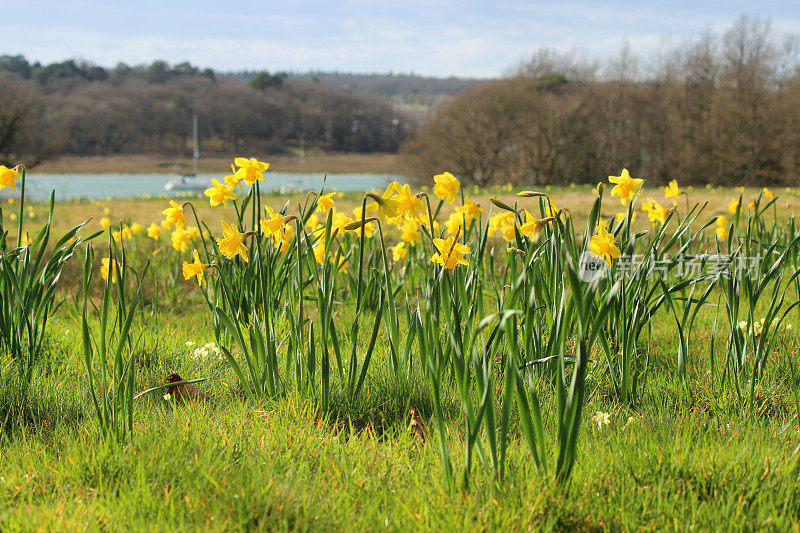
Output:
top-left (2, 177), bottom-right (800, 531)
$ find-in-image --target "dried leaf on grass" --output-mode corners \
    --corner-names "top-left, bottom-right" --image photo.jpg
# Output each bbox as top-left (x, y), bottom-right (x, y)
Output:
top-left (165, 372), bottom-right (208, 403)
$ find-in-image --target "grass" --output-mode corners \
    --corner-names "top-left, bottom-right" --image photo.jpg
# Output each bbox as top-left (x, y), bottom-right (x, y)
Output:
top-left (2, 184), bottom-right (800, 530)
top-left (2, 309), bottom-right (799, 530)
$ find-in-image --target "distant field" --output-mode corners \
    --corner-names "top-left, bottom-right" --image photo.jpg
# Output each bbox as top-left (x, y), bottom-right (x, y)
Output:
top-left (33, 153), bottom-right (403, 175)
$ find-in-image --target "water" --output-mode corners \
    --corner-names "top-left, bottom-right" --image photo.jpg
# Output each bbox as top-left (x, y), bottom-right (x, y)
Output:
top-left (2, 172), bottom-right (393, 201)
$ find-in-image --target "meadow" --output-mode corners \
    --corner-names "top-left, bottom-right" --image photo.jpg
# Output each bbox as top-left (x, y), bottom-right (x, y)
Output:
top-left (2, 162), bottom-right (800, 531)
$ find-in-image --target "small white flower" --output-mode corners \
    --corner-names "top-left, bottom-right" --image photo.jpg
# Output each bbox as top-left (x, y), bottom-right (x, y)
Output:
top-left (163, 393), bottom-right (172, 401)
top-left (738, 321), bottom-right (748, 331)
top-left (593, 411), bottom-right (611, 430)
top-left (185, 341), bottom-right (195, 347)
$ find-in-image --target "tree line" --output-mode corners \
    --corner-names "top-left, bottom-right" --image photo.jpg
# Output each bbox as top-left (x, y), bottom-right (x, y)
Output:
top-left (402, 17), bottom-right (800, 187)
top-left (0, 57), bottom-right (413, 166)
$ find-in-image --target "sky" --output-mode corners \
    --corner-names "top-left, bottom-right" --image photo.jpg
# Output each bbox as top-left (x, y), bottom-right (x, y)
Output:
top-left (2, 1), bottom-right (798, 78)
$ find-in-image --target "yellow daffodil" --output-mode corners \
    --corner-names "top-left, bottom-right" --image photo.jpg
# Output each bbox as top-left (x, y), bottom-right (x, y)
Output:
top-left (392, 241), bottom-right (408, 262)
top-left (589, 225), bottom-right (620, 266)
top-left (431, 235), bottom-right (470, 270)
top-left (216, 221), bottom-right (249, 262)
top-left (182, 250), bottom-right (211, 286)
top-left (366, 187), bottom-right (402, 221)
top-left (420, 218), bottom-right (441, 236)
top-left (762, 188), bottom-right (773, 198)
top-left (433, 171), bottom-right (460, 203)
top-left (331, 211), bottom-right (352, 235)
top-left (747, 201), bottom-right (755, 210)
top-left (445, 212), bottom-right (463, 235)
top-left (100, 217), bottom-right (111, 230)
top-left (519, 210), bottom-right (551, 240)
top-left (614, 211), bottom-right (637, 224)
top-left (260, 206), bottom-right (286, 237)
top-left (455, 197), bottom-right (483, 224)
top-left (311, 239), bottom-right (347, 272)
top-left (160, 219), bottom-right (172, 230)
top-left (488, 212), bottom-right (515, 241)
top-left (234, 157), bottom-right (269, 186)
top-left (313, 240), bottom-right (327, 265)
top-left (130, 222), bottom-right (143, 235)
top-left (272, 223), bottom-right (295, 253)
top-left (642, 197), bottom-right (669, 224)
top-left (0, 165), bottom-right (20, 191)
top-left (664, 179), bottom-right (682, 205)
top-left (204, 178), bottom-right (237, 207)
top-left (185, 226), bottom-right (200, 240)
top-left (223, 164), bottom-right (243, 190)
top-left (608, 169), bottom-right (644, 206)
top-left (305, 213), bottom-right (320, 230)
top-left (716, 227), bottom-right (729, 240)
top-left (316, 192), bottom-right (336, 213)
top-left (171, 227), bottom-right (190, 253)
top-left (162, 200), bottom-right (186, 227)
top-left (100, 258), bottom-right (118, 283)
top-left (401, 218), bottom-right (421, 243)
top-left (545, 201), bottom-right (560, 218)
top-left (146, 223), bottom-right (162, 240)
top-left (716, 215), bottom-right (728, 227)
top-left (392, 184), bottom-right (426, 221)
top-left (728, 198), bottom-right (739, 214)
top-left (349, 207), bottom-right (375, 238)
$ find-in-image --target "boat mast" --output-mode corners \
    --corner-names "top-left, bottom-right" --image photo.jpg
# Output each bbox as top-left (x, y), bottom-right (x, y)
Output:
top-left (192, 114), bottom-right (199, 176)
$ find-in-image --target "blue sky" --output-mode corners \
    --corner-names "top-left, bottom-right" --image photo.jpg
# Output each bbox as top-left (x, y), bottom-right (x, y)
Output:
top-left (2, 1), bottom-right (798, 77)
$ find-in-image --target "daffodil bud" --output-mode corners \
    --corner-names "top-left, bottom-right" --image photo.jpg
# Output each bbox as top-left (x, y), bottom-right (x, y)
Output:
top-left (490, 198), bottom-right (517, 213)
top-left (517, 191), bottom-right (547, 198)
top-left (343, 217), bottom-right (378, 231)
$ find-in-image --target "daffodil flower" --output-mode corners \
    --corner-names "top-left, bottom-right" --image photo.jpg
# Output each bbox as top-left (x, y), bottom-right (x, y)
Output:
top-left (234, 157), bottom-right (269, 186)
top-left (431, 235), bottom-right (470, 269)
top-left (392, 184), bottom-right (426, 221)
top-left (216, 221), bottom-right (249, 262)
top-left (182, 249), bottom-right (211, 286)
top-left (589, 225), bottom-right (620, 266)
top-left (260, 206), bottom-right (286, 237)
top-left (162, 200), bottom-right (186, 227)
top-left (608, 169), bottom-right (644, 206)
top-left (432, 171), bottom-right (460, 203)
top-left (100, 258), bottom-right (118, 283)
top-left (204, 178), bottom-right (237, 207)
top-left (664, 179), bottom-right (682, 205)
top-left (0, 165), bottom-right (20, 191)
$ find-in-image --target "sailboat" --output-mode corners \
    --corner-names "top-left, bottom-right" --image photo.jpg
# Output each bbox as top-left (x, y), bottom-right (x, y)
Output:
top-left (165, 115), bottom-right (209, 192)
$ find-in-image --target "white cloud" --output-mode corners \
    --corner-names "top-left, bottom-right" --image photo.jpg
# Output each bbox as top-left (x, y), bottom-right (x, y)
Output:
top-left (7, 1), bottom-right (799, 77)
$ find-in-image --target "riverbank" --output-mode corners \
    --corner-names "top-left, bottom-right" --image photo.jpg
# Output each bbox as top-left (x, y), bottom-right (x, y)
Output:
top-left (33, 153), bottom-right (403, 175)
